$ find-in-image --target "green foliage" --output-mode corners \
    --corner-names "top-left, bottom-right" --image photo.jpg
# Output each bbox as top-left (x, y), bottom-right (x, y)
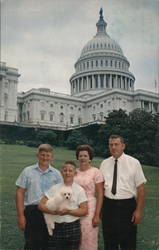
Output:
top-left (65, 129), bottom-right (91, 149)
top-left (36, 129), bottom-right (57, 145)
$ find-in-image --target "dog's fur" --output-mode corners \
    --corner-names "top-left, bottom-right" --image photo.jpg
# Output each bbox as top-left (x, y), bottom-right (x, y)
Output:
top-left (44, 185), bottom-right (73, 235)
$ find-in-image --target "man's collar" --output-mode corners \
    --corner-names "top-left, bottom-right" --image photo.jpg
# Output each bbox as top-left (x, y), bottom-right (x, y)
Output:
top-left (112, 152), bottom-right (125, 161)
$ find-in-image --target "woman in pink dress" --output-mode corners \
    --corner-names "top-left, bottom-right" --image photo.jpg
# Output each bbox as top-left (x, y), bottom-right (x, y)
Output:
top-left (74, 145), bottom-right (104, 250)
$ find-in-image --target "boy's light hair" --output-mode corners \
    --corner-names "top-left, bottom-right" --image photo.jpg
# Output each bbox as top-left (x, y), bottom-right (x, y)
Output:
top-left (38, 144), bottom-right (53, 153)
top-left (61, 160), bottom-right (76, 169)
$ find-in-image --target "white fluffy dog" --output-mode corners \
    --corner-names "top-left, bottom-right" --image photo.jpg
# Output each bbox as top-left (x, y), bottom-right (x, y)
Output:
top-left (44, 185), bottom-right (73, 236)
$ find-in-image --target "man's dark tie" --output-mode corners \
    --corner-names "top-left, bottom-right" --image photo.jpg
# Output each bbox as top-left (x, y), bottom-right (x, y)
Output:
top-left (111, 159), bottom-right (118, 195)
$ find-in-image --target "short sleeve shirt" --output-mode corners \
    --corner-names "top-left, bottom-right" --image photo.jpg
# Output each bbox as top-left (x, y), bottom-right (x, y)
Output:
top-left (100, 153), bottom-right (147, 199)
top-left (15, 163), bottom-right (62, 205)
top-left (45, 182), bottom-right (88, 223)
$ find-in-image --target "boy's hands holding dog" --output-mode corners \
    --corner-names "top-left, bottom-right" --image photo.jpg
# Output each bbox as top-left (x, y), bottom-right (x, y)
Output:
top-left (56, 209), bottom-right (69, 215)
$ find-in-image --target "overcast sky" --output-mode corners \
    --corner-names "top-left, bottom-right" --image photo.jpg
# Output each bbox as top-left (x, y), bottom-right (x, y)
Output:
top-left (1, 0), bottom-right (159, 94)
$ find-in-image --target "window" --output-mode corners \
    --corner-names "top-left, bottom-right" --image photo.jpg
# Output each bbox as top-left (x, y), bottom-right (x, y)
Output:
top-left (4, 93), bottom-right (8, 104)
top-left (50, 113), bottom-right (54, 121)
top-left (4, 111), bottom-right (8, 121)
top-left (60, 113), bottom-right (64, 123)
top-left (78, 117), bottom-right (82, 125)
top-left (40, 111), bottom-right (45, 121)
top-left (70, 116), bottom-right (74, 124)
top-left (92, 114), bottom-right (96, 121)
top-left (27, 111), bottom-right (30, 121)
top-left (100, 112), bottom-right (104, 121)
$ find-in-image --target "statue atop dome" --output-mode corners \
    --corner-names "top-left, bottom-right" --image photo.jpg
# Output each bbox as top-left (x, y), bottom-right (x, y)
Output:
top-left (96, 8), bottom-right (107, 36)
top-left (99, 8), bottom-right (103, 19)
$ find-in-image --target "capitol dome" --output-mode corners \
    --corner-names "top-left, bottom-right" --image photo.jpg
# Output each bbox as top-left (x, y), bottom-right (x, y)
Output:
top-left (70, 8), bottom-right (135, 96)
top-left (80, 8), bottom-right (123, 58)
top-left (80, 35), bottom-right (123, 58)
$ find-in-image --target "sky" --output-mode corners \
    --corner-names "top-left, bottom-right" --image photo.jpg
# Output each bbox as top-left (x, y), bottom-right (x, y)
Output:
top-left (1, 0), bottom-right (159, 94)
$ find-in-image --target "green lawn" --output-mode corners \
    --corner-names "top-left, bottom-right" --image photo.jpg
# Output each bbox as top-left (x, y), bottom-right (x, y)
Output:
top-left (0, 144), bottom-right (159, 250)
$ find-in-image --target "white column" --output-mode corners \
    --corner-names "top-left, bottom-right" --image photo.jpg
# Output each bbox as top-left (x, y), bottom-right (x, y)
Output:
top-left (77, 78), bottom-right (79, 92)
top-left (82, 77), bottom-right (84, 91)
top-left (116, 75), bottom-right (118, 88)
top-left (86, 76), bottom-right (89, 90)
top-left (110, 74), bottom-right (112, 88)
top-left (98, 74), bottom-right (100, 88)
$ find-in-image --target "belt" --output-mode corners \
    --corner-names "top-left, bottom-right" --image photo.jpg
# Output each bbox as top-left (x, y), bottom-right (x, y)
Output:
top-left (105, 197), bottom-right (135, 202)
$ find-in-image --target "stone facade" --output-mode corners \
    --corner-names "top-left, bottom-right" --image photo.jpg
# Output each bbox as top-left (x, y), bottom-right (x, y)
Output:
top-left (0, 9), bottom-right (158, 130)
top-left (0, 62), bottom-right (20, 122)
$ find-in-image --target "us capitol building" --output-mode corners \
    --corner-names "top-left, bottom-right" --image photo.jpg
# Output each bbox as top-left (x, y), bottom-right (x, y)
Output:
top-left (0, 9), bottom-right (159, 130)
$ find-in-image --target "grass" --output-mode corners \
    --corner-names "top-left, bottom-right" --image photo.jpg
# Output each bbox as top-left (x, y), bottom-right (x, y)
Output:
top-left (0, 144), bottom-right (159, 250)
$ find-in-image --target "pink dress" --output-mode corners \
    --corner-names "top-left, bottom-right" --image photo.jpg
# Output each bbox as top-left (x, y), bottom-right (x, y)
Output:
top-left (74, 167), bottom-right (104, 250)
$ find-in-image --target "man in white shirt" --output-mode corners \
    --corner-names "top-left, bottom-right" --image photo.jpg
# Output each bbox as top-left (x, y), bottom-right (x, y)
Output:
top-left (38, 161), bottom-right (88, 250)
top-left (100, 134), bottom-right (146, 250)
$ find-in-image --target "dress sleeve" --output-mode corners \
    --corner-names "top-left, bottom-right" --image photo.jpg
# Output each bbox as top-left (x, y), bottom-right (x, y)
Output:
top-left (94, 168), bottom-right (104, 183)
top-left (77, 187), bottom-right (88, 205)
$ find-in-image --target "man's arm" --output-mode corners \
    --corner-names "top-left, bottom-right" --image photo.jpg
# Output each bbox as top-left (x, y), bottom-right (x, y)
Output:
top-left (15, 186), bottom-right (26, 230)
top-left (131, 183), bottom-right (146, 224)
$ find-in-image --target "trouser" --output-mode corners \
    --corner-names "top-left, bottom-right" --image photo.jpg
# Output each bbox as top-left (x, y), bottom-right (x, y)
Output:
top-left (24, 205), bottom-right (49, 250)
top-left (48, 219), bottom-right (81, 250)
top-left (102, 197), bottom-right (137, 250)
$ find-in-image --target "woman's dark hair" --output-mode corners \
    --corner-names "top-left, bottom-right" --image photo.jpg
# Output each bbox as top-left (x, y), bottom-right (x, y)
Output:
top-left (76, 145), bottom-right (94, 160)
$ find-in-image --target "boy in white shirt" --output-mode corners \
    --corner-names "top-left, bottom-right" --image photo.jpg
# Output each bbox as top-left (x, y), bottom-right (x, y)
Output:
top-left (38, 161), bottom-right (88, 250)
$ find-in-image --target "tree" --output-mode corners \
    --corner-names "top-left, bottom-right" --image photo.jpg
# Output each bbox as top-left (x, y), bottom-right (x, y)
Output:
top-left (36, 129), bottom-right (57, 146)
top-left (96, 109), bottom-right (130, 157)
top-left (65, 130), bottom-right (90, 150)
